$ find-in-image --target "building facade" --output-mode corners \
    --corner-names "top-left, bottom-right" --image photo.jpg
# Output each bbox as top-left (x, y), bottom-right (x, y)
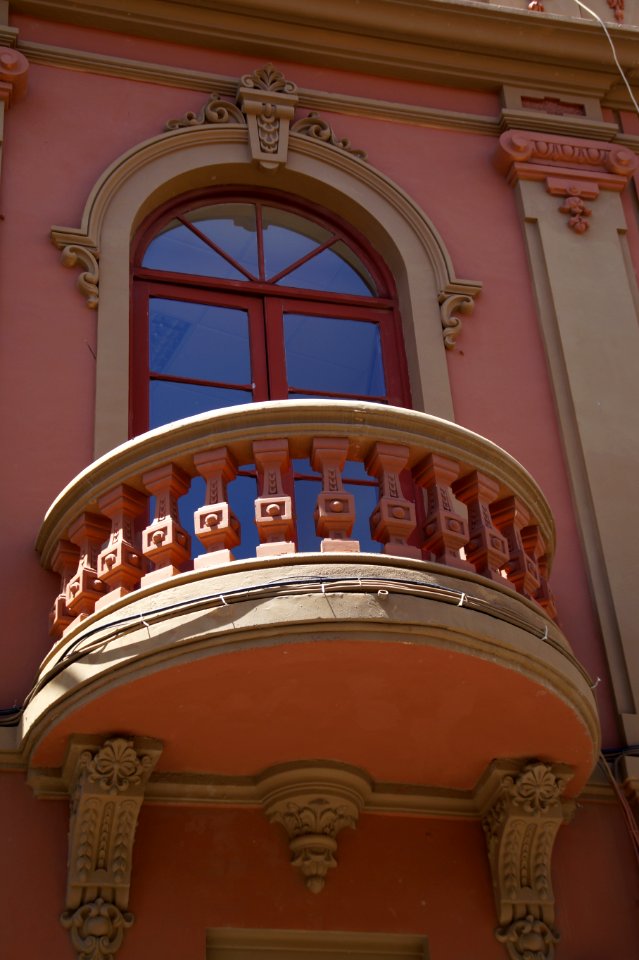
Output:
top-left (1, 1), bottom-right (639, 957)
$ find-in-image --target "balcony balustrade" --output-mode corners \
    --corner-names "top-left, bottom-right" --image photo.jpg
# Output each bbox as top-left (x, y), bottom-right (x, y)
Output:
top-left (30, 400), bottom-right (598, 793)
top-left (39, 400), bottom-right (557, 638)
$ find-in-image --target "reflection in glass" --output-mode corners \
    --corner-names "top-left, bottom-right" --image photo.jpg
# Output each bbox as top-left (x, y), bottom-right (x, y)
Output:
top-left (182, 204), bottom-right (259, 277)
top-left (284, 314), bottom-right (385, 396)
top-left (142, 221), bottom-right (247, 280)
top-left (262, 207), bottom-right (331, 279)
top-left (149, 299), bottom-right (251, 383)
top-left (149, 381), bottom-right (250, 429)
top-left (278, 241), bottom-right (375, 296)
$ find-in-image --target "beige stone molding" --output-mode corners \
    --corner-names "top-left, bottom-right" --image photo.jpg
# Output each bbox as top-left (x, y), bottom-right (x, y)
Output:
top-left (257, 762), bottom-right (371, 892)
top-left (206, 928), bottom-right (430, 960)
top-left (27, 750), bottom-right (614, 812)
top-left (476, 760), bottom-right (574, 960)
top-left (60, 735), bottom-right (161, 960)
top-left (439, 288), bottom-right (476, 351)
top-left (165, 65), bottom-right (366, 171)
top-left (60, 244), bottom-right (99, 308)
top-left (48, 124), bottom-right (480, 447)
top-left (9, 0), bottom-right (639, 101)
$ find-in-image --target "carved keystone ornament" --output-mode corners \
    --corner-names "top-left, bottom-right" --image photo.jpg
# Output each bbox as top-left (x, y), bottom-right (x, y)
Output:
top-left (257, 762), bottom-right (371, 892)
top-left (61, 735), bottom-right (161, 960)
top-left (476, 759), bottom-right (574, 960)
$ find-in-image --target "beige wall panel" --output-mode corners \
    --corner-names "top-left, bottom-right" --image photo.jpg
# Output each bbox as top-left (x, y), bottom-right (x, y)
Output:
top-left (518, 180), bottom-right (639, 741)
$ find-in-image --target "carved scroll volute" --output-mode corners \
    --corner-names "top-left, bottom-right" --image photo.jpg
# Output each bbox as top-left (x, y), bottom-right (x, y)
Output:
top-left (193, 447), bottom-right (241, 567)
top-left (66, 513), bottom-right (111, 622)
top-left (414, 453), bottom-right (474, 571)
top-left (96, 484), bottom-right (147, 606)
top-left (61, 736), bottom-right (161, 960)
top-left (140, 463), bottom-right (191, 585)
top-left (452, 472), bottom-right (510, 584)
top-left (311, 438), bottom-right (359, 553)
top-left (477, 760), bottom-right (574, 960)
top-left (491, 496), bottom-right (541, 600)
top-left (253, 439), bottom-right (296, 557)
top-left (258, 763), bottom-right (371, 893)
top-left (366, 442), bottom-right (421, 560)
top-left (50, 539), bottom-right (81, 639)
top-left (237, 64), bottom-right (298, 170)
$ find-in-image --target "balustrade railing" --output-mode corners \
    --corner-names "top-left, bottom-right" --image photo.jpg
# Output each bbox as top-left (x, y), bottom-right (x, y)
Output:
top-left (37, 401), bottom-right (557, 639)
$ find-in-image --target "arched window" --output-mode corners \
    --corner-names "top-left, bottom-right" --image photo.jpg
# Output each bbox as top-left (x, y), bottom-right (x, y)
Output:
top-left (131, 188), bottom-right (410, 435)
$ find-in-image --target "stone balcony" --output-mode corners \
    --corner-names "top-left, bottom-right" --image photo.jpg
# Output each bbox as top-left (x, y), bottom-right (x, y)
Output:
top-left (27, 400), bottom-right (599, 795)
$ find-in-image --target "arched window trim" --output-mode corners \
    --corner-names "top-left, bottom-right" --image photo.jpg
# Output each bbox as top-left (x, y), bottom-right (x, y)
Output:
top-left (51, 125), bottom-right (482, 458)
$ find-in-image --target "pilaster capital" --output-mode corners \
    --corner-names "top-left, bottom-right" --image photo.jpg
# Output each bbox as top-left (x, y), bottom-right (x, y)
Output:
top-left (0, 48), bottom-right (28, 108)
top-left (495, 129), bottom-right (638, 192)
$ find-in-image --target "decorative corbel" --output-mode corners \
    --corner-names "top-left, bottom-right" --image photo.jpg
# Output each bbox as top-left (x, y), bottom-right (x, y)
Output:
top-left (60, 245), bottom-right (100, 309)
top-left (439, 290), bottom-right (476, 350)
top-left (237, 64), bottom-right (298, 171)
top-left (476, 759), bottom-right (574, 960)
top-left (258, 762), bottom-right (371, 893)
top-left (61, 735), bottom-right (162, 960)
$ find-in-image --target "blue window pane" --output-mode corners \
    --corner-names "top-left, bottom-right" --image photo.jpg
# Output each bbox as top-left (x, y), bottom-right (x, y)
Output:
top-left (284, 314), bottom-right (386, 396)
top-left (142, 221), bottom-right (247, 281)
top-left (277, 241), bottom-right (375, 296)
top-left (229, 474), bottom-right (260, 561)
top-left (149, 299), bottom-right (251, 383)
top-left (262, 207), bottom-right (331, 279)
top-left (149, 381), bottom-right (251, 429)
top-left (183, 204), bottom-right (259, 278)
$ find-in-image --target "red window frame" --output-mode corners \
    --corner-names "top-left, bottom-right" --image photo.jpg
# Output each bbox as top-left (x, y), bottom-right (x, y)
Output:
top-left (130, 188), bottom-right (411, 437)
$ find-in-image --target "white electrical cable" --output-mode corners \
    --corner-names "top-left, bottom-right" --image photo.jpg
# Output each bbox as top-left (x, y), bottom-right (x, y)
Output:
top-left (572, 0), bottom-right (639, 117)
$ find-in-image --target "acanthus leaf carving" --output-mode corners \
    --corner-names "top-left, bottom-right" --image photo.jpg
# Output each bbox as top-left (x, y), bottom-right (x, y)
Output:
top-left (62, 736), bottom-right (161, 960)
top-left (166, 92), bottom-right (245, 130)
top-left (476, 759), bottom-right (573, 960)
top-left (60, 245), bottom-right (100, 309)
top-left (237, 64), bottom-right (298, 171)
top-left (257, 762), bottom-right (371, 893)
top-left (291, 113), bottom-right (367, 160)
